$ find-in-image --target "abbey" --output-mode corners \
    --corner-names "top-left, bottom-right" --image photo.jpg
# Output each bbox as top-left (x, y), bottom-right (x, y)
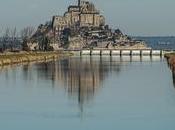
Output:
top-left (23, 0), bottom-right (148, 51)
top-left (52, 0), bottom-right (105, 31)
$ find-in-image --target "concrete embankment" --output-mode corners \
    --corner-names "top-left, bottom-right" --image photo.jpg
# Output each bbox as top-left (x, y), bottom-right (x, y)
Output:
top-left (0, 51), bottom-right (72, 66)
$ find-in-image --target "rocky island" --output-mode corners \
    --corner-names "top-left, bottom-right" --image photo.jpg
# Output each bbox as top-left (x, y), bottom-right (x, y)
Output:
top-left (23, 0), bottom-right (150, 51)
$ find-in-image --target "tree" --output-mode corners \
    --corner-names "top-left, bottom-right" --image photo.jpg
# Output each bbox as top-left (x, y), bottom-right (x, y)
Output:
top-left (0, 27), bottom-right (3, 37)
top-left (20, 26), bottom-right (35, 51)
top-left (10, 27), bottom-right (18, 50)
top-left (0, 27), bottom-right (21, 51)
top-left (1, 27), bottom-right (11, 51)
top-left (4, 28), bottom-right (10, 38)
top-left (11, 27), bottom-right (17, 41)
top-left (2, 28), bottom-right (10, 44)
top-left (20, 26), bottom-right (35, 40)
top-left (63, 28), bottom-right (71, 45)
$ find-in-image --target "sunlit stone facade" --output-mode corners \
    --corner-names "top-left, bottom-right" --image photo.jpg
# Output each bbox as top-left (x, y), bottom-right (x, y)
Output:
top-left (52, 0), bottom-right (105, 30)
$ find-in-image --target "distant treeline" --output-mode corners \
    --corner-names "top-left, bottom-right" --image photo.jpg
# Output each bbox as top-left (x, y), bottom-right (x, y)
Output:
top-left (133, 36), bottom-right (175, 50)
top-left (0, 26), bottom-right (35, 51)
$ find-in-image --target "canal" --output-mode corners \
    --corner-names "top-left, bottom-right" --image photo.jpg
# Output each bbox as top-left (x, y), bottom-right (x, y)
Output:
top-left (0, 56), bottom-right (175, 130)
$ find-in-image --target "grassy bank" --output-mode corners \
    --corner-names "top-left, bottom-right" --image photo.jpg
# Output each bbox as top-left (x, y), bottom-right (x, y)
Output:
top-left (164, 53), bottom-right (175, 60)
top-left (165, 53), bottom-right (175, 70)
top-left (0, 51), bottom-right (72, 66)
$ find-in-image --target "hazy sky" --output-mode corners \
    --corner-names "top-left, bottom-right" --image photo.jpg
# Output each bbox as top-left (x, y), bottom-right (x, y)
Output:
top-left (0, 0), bottom-right (175, 36)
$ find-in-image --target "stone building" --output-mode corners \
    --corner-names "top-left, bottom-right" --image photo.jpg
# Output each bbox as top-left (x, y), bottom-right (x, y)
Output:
top-left (52, 0), bottom-right (105, 31)
top-left (24, 0), bottom-right (148, 51)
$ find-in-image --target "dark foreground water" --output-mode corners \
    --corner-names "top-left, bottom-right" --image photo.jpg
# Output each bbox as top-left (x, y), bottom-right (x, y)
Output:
top-left (0, 56), bottom-right (175, 130)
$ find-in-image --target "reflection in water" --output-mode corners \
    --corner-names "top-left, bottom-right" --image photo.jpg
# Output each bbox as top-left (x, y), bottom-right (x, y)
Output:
top-left (21, 56), bottom-right (163, 107)
top-left (1, 56), bottom-right (175, 129)
top-left (172, 71), bottom-right (175, 87)
top-left (22, 56), bottom-right (123, 108)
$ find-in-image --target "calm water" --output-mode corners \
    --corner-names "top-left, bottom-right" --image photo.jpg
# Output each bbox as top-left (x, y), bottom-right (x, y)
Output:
top-left (0, 56), bottom-right (175, 130)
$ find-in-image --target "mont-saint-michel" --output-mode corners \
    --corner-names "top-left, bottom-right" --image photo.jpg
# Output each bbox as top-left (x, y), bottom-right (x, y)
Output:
top-left (0, 0), bottom-right (172, 66)
top-left (1, 0), bottom-right (175, 130)
top-left (23, 0), bottom-right (149, 51)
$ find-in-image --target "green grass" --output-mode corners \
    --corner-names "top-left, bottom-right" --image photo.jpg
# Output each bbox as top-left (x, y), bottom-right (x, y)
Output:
top-left (0, 51), bottom-right (72, 66)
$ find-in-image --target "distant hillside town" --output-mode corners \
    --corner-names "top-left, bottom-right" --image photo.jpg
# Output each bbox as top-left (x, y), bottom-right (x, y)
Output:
top-left (23, 0), bottom-right (149, 51)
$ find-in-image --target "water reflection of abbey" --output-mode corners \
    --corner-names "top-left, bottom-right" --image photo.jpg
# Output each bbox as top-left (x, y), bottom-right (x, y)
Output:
top-left (22, 56), bottom-right (162, 107)
top-left (22, 56), bottom-right (122, 105)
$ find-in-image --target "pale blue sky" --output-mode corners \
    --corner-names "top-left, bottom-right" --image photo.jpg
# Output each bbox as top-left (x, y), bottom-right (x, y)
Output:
top-left (0, 0), bottom-right (175, 36)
